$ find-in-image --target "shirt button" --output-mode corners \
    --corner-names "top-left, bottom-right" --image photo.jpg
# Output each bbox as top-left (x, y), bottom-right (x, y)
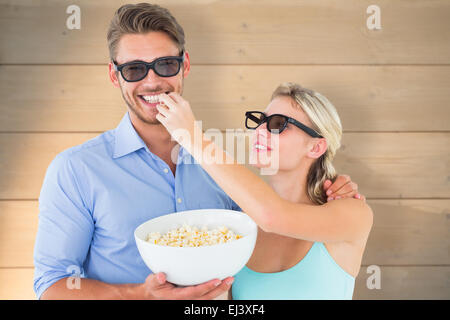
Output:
top-left (177, 198), bottom-right (182, 204)
top-left (163, 168), bottom-right (169, 173)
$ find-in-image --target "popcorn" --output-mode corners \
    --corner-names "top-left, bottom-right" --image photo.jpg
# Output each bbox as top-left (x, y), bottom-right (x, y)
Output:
top-left (146, 224), bottom-right (243, 247)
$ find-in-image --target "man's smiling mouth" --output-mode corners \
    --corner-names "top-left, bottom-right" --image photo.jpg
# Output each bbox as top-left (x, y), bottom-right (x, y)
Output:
top-left (137, 91), bottom-right (171, 106)
top-left (140, 95), bottom-right (160, 103)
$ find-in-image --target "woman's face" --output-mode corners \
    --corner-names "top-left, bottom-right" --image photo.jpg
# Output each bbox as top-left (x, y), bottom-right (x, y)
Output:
top-left (249, 96), bottom-right (320, 172)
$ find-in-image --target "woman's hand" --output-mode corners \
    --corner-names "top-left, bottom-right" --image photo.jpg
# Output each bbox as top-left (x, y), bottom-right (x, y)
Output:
top-left (155, 93), bottom-right (198, 152)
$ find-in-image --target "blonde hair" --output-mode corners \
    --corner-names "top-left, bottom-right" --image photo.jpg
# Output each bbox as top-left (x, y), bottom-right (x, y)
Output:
top-left (107, 3), bottom-right (185, 61)
top-left (271, 83), bottom-right (343, 205)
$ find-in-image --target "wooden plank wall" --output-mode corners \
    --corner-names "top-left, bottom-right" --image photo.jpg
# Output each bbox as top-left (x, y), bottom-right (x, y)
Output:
top-left (0, 0), bottom-right (449, 300)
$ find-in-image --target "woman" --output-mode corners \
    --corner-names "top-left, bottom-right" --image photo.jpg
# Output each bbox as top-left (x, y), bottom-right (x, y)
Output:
top-left (155, 83), bottom-right (373, 299)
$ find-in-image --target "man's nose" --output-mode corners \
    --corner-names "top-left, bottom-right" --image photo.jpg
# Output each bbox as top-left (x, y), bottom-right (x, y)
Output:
top-left (142, 68), bottom-right (163, 84)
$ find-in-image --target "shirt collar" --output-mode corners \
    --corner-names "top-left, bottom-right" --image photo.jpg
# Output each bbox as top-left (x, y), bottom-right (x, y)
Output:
top-left (113, 112), bottom-right (148, 159)
top-left (113, 112), bottom-right (191, 161)
top-left (178, 145), bottom-right (190, 159)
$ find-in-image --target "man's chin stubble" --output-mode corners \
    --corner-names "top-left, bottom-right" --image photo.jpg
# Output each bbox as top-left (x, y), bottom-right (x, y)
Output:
top-left (122, 91), bottom-right (161, 125)
top-left (131, 105), bottom-right (161, 125)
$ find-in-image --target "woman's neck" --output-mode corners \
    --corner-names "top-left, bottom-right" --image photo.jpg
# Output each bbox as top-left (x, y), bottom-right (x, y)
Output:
top-left (267, 164), bottom-right (314, 205)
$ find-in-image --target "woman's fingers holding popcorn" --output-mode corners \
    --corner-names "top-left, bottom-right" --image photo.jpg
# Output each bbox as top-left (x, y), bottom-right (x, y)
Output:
top-left (158, 93), bottom-right (177, 111)
top-left (167, 91), bottom-right (183, 104)
top-left (155, 104), bottom-right (170, 118)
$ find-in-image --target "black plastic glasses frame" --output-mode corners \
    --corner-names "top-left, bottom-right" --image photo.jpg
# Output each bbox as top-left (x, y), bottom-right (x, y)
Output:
top-left (112, 52), bottom-right (185, 82)
top-left (245, 111), bottom-right (323, 138)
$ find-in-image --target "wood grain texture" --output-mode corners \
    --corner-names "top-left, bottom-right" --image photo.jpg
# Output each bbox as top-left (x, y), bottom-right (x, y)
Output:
top-left (354, 266), bottom-right (450, 300)
top-left (335, 132), bottom-right (450, 199)
top-left (1, 0), bottom-right (449, 64)
top-left (0, 133), bottom-right (97, 199)
top-left (0, 268), bottom-right (36, 300)
top-left (0, 201), bottom-right (38, 267)
top-left (363, 200), bottom-right (450, 265)
top-left (1, 65), bottom-right (449, 132)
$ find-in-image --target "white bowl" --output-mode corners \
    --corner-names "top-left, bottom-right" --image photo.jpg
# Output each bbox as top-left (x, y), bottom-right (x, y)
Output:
top-left (134, 209), bottom-right (257, 286)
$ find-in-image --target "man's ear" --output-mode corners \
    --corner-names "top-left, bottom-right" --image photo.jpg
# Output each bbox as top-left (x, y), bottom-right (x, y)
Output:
top-left (182, 51), bottom-right (191, 78)
top-left (307, 138), bottom-right (327, 159)
top-left (108, 62), bottom-right (121, 88)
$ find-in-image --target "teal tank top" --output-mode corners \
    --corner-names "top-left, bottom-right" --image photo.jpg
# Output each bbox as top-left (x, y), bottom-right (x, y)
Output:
top-left (232, 242), bottom-right (355, 300)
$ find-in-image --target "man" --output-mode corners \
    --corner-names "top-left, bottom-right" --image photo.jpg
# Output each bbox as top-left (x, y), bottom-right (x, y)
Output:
top-left (33, 3), bottom-right (361, 300)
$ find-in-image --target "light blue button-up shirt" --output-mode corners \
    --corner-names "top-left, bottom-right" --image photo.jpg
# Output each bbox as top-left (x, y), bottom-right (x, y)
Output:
top-left (33, 112), bottom-right (241, 299)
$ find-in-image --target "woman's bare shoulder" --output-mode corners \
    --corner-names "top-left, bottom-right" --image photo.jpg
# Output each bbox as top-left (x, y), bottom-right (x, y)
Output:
top-left (326, 197), bottom-right (373, 221)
